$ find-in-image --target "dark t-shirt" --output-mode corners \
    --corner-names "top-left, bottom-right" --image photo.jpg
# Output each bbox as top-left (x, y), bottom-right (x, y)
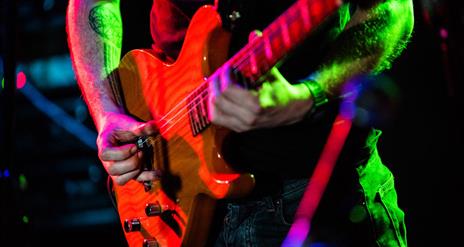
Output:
top-left (149, 0), bottom-right (371, 179)
top-left (150, 0), bottom-right (213, 60)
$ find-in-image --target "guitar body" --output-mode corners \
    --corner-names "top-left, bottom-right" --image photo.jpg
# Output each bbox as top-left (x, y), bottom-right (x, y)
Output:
top-left (115, 6), bottom-right (255, 247)
top-left (113, 0), bottom-right (340, 245)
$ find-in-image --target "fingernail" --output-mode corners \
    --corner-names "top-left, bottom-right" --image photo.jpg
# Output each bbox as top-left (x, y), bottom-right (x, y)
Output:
top-left (137, 151), bottom-right (143, 158)
top-left (130, 145), bottom-right (138, 154)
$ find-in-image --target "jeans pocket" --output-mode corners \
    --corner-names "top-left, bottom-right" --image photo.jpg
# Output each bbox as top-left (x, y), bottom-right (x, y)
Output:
top-left (278, 180), bottom-right (309, 226)
top-left (366, 175), bottom-right (407, 247)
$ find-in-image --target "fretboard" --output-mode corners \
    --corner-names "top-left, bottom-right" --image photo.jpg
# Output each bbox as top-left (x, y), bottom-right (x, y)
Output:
top-left (188, 0), bottom-right (340, 136)
top-left (228, 0), bottom-right (340, 87)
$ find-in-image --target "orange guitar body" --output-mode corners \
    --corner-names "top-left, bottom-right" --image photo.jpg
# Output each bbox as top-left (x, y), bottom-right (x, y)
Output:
top-left (112, 0), bottom-right (340, 245)
top-left (115, 6), bottom-right (255, 247)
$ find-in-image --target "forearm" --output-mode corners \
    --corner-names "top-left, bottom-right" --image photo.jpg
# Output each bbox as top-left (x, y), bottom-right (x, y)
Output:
top-left (312, 0), bottom-right (414, 97)
top-left (66, 0), bottom-right (123, 131)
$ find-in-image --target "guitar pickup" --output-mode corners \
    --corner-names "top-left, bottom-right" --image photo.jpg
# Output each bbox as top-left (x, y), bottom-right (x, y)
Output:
top-left (187, 86), bottom-right (211, 136)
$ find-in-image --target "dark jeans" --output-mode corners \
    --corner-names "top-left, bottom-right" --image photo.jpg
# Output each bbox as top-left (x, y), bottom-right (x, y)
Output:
top-left (214, 179), bottom-right (309, 247)
top-left (214, 136), bottom-right (407, 246)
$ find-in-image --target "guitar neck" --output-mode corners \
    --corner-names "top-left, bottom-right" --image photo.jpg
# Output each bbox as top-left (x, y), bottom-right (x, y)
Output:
top-left (186, 0), bottom-right (340, 136)
top-left (228, 0), bottom-right (340, 88)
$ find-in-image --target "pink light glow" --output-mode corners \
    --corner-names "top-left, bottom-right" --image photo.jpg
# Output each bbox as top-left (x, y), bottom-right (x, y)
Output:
top-left (440, 28), bottom-right (448, 39)
top-left (283, 115), bottom-right (353, 246)
top-left (282, 218), bottom-right (310, 247)
top-left (17, 71), bottom-right (27, 89)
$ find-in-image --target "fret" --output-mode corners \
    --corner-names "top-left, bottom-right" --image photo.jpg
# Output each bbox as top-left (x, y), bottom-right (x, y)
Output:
top-left (200, 96), bottom-right (209, 126)
top-left (280, 18), bottom-right (292, 48)
top-left (249, 50), bottom-right (258, 76)
top-left (187, 101), bottom-right (199, 136)
top-left (194, 92), bottom-right (203, 127)
top-left (299, 0), bottom-right (312, 31)
top-left (312, 0), bottom-right (324, 22)
top-left (199, 83), bottom-right (210, 128)
top-left (186, 0), bottom-right (339, 136)
top-left (264, 35), bottom-right (274, 61)
top-left (227, 0), bottom-right (339, 88)
top-left (256, 45), bottom-right (271, 78)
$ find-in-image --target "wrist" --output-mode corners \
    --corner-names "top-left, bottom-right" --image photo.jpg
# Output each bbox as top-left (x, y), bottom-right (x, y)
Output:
top-left (95, 109), bottom-right (125, 133)
top-left (300, 79), bottom-right (329, 118)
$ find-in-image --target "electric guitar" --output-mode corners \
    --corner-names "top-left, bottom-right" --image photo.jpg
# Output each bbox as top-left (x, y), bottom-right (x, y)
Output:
top-left (112, 0), bottom-right (340, 246)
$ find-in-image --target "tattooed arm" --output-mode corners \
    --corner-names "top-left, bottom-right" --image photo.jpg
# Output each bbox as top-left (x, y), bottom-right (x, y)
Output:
top-left (312, 0), bottom-right (414, 96)
top-left (208, 0), bottom-right (414, 131)
top-left (67, 0), bottom-right (157, 185)
top-left (67, 0), bottom-right (122, 130)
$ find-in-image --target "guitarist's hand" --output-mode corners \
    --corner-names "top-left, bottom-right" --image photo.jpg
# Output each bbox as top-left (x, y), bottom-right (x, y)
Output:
top-left (209, 66), bottom-right (314, 132)
top-left (97, 112), bottom-right (159, 185)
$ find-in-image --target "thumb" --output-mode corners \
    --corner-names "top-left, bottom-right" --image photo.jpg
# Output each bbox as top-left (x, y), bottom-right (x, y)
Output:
top-left (132, 120), bottom-right (158, 136)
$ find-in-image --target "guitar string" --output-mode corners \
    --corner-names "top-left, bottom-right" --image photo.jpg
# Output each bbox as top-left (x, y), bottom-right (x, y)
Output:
top-left (156, 1), bottom-right (335, 138)
top-left (156, 39), bottom-right (262, 127)
top-left (155, 0), bottom-right (310, 125)
top-left (160, 32), bottom-right (316, 136)
top-left (154, 2), bottom-right (331, 153)
top-left (155, 1), bottom-right (321, 132)
top-left (159, 42), bottom-right (273, 136)
top-left (157, 10), bottom-right (311, 135)
top-left (159, 0), bottom-right (330, 127)
top-left (158, 45), bottom-right (279, 137)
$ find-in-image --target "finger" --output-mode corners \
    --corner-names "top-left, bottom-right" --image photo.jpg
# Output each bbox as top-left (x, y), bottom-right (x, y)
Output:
top-left (112, 169), bottom-right (141, 186)
top-left (113, 130), bottom-right (138, 143)
top-left (222, 85), bottom-right (261, 114)
top-left (100, 143), bottom-right (138, 161)
top-left (136, 170), bottom-right (162, 182)
top-left (132, 120), bottom-right (158, 137)
top-left (257, 82), bottom-right (277, 108)
top-left (105, 151), bottom-right (142, 176)
top-left (212, 107), bottom-right (250, 132)
top-left (215, 95), bottom-right (257, 126)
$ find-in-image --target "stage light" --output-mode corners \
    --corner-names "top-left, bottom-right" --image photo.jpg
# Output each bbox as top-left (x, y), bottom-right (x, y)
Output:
top-left (440, 28), bottom-right (448, 39)
top-left (3, 169), bottom-right (10, 178)
top-left (16, 71), bottom-right (27, 89)
top-left (22, 215), bottom-right (29, 224)
top-left (43, 0), bottom-right (55, 11)
top-left (19, 174), bottom-right (28, 191)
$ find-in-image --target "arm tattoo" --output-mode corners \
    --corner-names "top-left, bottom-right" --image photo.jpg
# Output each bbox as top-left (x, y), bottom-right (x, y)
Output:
top-left (89, 4), bottom-right (122, 48)
top-left (88, 3), bottom-right (123, 76)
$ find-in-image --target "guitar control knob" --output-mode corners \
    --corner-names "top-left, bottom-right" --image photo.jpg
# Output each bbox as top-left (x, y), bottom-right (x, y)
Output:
top-left (145, 202), bottom-right (168, 217)
top-left (124, 218), bottom-right (141, 232)
top-left (143, 239), bottom-right (159, 247)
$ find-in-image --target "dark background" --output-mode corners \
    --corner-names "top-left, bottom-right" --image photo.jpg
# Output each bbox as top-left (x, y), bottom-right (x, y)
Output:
top-left (0, 0), bottom-right (462, 246)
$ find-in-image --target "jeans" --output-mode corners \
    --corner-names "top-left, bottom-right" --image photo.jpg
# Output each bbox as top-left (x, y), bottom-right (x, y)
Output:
top-left (214, 179), bottom-right (308, 247)
top-left (214, 130), bottom-right (407, 247)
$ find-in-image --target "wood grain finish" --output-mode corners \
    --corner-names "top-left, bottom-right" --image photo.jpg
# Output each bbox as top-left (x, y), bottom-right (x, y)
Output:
top-left (113, 0), bottom-right (340, 245)
top-left (115, 6), bottom-right (255, 247)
